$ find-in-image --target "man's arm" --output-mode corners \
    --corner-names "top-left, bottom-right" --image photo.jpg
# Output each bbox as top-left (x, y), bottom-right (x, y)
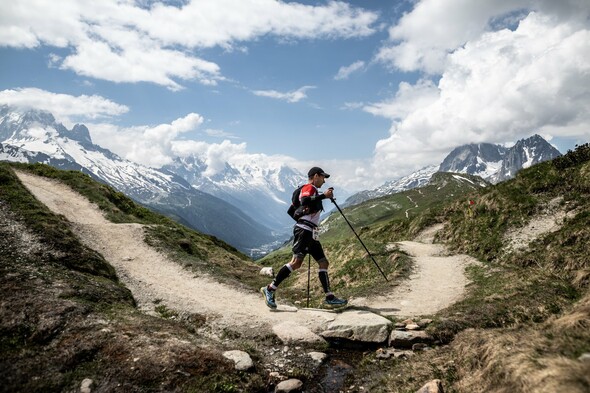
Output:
top-left (300, 184), bottom-right (325, 206)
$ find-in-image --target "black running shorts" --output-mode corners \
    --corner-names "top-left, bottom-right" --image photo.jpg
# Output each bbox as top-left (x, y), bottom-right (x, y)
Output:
top-left (292, 225), bottom-right (326, 261)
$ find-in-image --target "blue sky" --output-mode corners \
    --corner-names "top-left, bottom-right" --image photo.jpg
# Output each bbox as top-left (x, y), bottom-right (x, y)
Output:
top-left (1, 0), bottom-right (589, 192)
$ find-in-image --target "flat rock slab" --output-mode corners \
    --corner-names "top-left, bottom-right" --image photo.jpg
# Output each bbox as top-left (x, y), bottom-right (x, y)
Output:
top-left (273, 321), bottom-right (326, 344)
top-left (320, 310), bottom-right (392, 343)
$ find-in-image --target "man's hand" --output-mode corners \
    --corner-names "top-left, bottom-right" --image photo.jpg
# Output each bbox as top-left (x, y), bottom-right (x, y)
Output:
top-left (324, 187), bottom-right (334, 200)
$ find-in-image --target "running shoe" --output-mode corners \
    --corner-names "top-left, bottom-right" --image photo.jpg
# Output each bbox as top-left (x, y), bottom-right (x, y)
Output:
top-left (261, 286), bottom-right (277, 309)
top-left (324, 296), bottom-right (348, 307)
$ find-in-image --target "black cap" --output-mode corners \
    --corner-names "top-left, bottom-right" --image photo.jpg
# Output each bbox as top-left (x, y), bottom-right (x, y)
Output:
top-left (308, 167), bottom-right (330, 178)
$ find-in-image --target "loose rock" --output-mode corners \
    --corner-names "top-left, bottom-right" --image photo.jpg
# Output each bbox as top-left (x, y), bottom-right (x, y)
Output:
top-left (80, 378), bottom-right (93, 393)
top-left (389, 330), bottom-right (434, 349)
top-left (275, 378), bottom-right (303, 393)
top-left (223, 350), bottom-right (254, 371)
top-left (308, 351), bottom-right (327, 364)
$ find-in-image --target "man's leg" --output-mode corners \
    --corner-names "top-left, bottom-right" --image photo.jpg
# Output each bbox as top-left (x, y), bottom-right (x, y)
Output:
top-left (312, 243), bottom-right (347, 307)
top-left (269, 255), bottom-right (303, 290)
top-left (262, 227), bottom-right (309, 309)
top-left (317, 258), bottom-right (331, 295)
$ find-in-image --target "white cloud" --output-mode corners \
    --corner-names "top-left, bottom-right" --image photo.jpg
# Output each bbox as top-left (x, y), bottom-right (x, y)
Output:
top-left (334, 60), bottom-right (365, 80)
top-left (90, 113), bottom-right (204, 168)
top-left (0, 0), bottom-right (378, 89)
top-left (368, 9), bottom-right (590, 184)
top-left (0, 88), bottom-right (129, 122)
top-left (375, 0), bottom-right (590, 74)
top-left (252, 86), bottom-right (315, 103)
top-left (363, 79), bottom-right (439, 120)
top-left (170, 139), bottom-right (303, 179)
top-left (376, 0), bottom-right (525, 74)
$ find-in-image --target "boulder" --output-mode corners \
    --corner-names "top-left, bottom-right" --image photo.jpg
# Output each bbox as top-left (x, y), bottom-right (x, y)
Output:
top-left (260, 267), bottom-right (274, 277)
top-left (321, 310), bottom-right (391, 343)
top-left (389, 330), bottom-right (434, 349)
top-left (222, 350), bottom-right (254, 371)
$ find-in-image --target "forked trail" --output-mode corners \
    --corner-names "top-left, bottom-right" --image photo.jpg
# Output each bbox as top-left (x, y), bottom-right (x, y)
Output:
top-left (15, 170), bottom-right (476, 340)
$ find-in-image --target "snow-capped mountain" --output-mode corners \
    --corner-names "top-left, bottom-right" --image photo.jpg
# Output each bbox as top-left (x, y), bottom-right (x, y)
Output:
top-left (491, 134), bottom-right (562, 182)
top-left (0, 106), bottom-right (275, 255)
top-left (439, 143), bottom-right (507, 180)
top-left (162, 155), bottom-right (304, 233)
top-left (344, 135), bottom-right (561, 207)
top-left (342, 165), bottom-right (439, 208)
top-left (439, 135), bottom-right (561, 183)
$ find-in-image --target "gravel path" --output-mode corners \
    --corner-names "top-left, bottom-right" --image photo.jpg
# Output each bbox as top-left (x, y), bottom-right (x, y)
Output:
top-left (350, 224), bottom-right (476, 317)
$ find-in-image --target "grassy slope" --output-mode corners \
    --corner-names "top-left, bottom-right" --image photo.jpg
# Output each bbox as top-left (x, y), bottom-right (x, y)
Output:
top-left (0, 163), bottom-right (268, 392)
top-left (352, 144), bottom-right (590, 392)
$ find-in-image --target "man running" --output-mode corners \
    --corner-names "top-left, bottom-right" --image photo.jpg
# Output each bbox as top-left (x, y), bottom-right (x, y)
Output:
top-left (261, 167), bottom-right (348, 309)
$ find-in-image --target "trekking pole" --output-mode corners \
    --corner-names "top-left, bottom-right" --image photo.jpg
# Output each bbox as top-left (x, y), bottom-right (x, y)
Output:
top-left (330, 198), bottom-right (389, 282)
top-left (306, 254), bottom-right (311, 308)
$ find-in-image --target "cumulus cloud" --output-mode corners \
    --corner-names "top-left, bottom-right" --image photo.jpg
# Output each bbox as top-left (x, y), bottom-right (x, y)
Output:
top-left (376, 0), bottom-right (527, 74)
top-left (0, 0), bottom-right (378, 89)
top-left (365, 1), bottom-right (590, 184)
top-left (334, 60), bottom-right (365, 80)
top-left (0, 87), bottom-right (128, 122)
top-left (90, 113), bottom-right (204, 168)
top-left (363, 79), bottom-right (439, 120)
top-left (252, 86), bottom-right (315, 103)
top-left (170, 139), bottom-right (303, 180)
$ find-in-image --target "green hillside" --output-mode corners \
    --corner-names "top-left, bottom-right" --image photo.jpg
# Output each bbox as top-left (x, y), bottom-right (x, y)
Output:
top-left (260, 146), bottom-right (590, 392)
top-left (350, 144), bottom-right (590, 392)
top-left (323, 172), bottom-right (488, 239)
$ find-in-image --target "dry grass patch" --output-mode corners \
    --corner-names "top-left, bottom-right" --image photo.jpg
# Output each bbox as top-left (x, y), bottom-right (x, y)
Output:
top-left (452, 327), bottom-right (590, 393)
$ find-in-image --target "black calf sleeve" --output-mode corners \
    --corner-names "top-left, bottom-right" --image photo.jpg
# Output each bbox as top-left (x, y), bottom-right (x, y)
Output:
top-left (318, 269), bottom-right (330, 294)
top-left (271, 264), bottom-right (293, 288)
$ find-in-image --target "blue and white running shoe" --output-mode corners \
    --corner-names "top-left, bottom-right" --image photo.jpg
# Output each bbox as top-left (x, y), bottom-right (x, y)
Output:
top-left (261, 286), bottom-right (277, 309)
top-left (324, 296), bottom-right (348, 307)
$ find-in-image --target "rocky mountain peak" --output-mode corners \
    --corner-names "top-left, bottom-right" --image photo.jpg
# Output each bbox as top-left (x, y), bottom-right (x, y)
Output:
top-left (439, 142), bottom-right (507, 179)
top-left (492, 134), bottom-right (561, 182)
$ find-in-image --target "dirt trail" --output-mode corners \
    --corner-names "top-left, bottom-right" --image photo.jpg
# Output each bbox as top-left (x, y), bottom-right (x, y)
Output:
top-left (350, 224), bottom-right (476, 317)
top-left (15, 170), bottom-right (476, 338)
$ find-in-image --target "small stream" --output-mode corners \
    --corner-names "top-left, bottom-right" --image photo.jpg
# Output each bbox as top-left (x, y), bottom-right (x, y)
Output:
top-left (305, 341), bottom-right (381, 393)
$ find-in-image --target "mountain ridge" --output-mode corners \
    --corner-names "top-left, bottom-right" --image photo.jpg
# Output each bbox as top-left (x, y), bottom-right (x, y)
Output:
top-left (345, 134), bottom-right (561, 207)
